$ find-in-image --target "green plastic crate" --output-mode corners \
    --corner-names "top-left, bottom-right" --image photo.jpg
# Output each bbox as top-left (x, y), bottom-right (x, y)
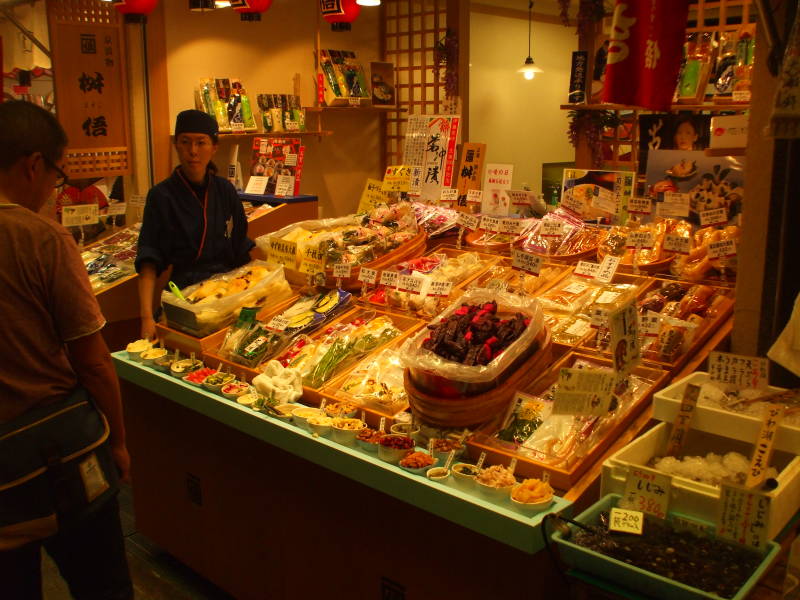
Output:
top-left (552, 494), bottom-right (780, 600)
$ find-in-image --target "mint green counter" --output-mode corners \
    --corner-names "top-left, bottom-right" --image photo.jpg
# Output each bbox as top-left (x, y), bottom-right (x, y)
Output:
top-left (113, 352), bottom-right (571, 555)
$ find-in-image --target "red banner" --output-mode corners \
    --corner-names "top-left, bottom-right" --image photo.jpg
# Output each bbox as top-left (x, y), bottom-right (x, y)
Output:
top-left (602, 0), bottom-right (689, 111)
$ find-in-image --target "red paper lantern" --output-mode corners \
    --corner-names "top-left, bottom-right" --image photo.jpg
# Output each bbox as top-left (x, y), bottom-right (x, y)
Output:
top-left (112, 0), bottom-right (159, 23)
top-left (232, 0), bottom-right (272, 22)
top-left (320, 0), bottom-right (360, 31)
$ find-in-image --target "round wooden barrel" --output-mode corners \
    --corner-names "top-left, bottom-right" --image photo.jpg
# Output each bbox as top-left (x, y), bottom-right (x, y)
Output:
top-left (405, 327), bottom-right (552, 428)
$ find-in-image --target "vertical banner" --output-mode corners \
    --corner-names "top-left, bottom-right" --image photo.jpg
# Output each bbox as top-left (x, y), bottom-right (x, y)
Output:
top-left (47, 1), bottom-right (131, 178)
top-left (602, 0), bottom-right (690, 111)
top-left (402, 114), bottom-right (460, 202)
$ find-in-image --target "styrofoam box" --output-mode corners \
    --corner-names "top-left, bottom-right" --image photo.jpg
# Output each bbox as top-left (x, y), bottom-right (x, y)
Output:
top-left (653, 372), bottom-right (799, 454)
top-left (601, 422), bottom-right (800, 539)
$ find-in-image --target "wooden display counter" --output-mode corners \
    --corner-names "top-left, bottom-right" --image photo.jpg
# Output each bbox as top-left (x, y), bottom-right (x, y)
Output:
top-left (115, 354), bottom-right (571, 600)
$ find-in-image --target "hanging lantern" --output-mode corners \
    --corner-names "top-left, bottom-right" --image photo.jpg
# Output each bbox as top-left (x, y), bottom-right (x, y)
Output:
top-left (230, 0), bottom-right (272, 22)
top-left (320, 0), bottom-right (360, 32)
top-left (112, 0), bottom-right (159, 23)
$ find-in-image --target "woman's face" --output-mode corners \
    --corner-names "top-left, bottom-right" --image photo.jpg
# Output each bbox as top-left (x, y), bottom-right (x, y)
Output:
top-left (175, 133), bottom-right (217, 183)
top-left (674, 121), bottom-right (699, 151)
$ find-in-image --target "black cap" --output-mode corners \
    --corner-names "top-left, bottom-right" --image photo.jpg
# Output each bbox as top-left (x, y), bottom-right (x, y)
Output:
top-left (175, 109), bottom-right (218, 138)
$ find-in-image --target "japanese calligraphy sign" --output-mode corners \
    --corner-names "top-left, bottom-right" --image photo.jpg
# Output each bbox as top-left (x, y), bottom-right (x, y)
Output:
top-left (717, 484), bottom-right (771, 551)
top-left (602, 0), bottom-right (691, 111)
top-left (47, 3), bottom-right (130, 177)
top-left (358, 178), bottom-right (390, 213)
top-left (665, 383), bottom-right (701, 457)
top-left (511, 249), bottom-right (542, 276)
top-left (299, 247), bottom-right (326, 276)
top-left (596, 255), bottom-right (622, 283)
top-left (553, 367), bottom-right (616, 416)
top-left (382, 165), bottom-right (412, 192)
top-left (456, 212), bottom-right (480, 232)
top-left (609, 507), bottom-right (645, 535)
top-left (454, 142), bottom-right (486, 213)
top-left (746, 404), bottom-right (785, 488)
top-left (608, 299), bottom-right (640, 376)
top-left (708, 352), bottom-right (769, 390)
top-left (621, 466), bottom-right (672, 519)
top-left (639, 311), bottom-right (661, 337)
top-left (402, 115), bottom-right (460, 202)
top-left (480, 215), bottom-right (501, 233)
top-left (266, 238), bottom-right (298, 268)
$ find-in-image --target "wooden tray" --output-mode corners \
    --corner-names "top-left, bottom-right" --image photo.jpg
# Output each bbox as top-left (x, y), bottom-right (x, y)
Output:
top-left (596, 250), bottom-right (676, 274)
top-left (404, 327), bottom-right (553, 428)
top-left (466, 352), bottom-right (669, 491)
top-left (283, 230), bottom-right (428, 291)
top-left (466, 258), bottom-right (573, 298)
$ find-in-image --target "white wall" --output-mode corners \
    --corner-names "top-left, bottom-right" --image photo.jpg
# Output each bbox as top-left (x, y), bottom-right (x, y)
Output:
top-left (469, 11), bottom-right (576, 192)
top-left (162, 2), bottom-right (383, 218)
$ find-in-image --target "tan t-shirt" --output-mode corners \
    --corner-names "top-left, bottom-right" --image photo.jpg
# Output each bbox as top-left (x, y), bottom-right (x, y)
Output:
top-left (0, 202), bottom-right (105, 423)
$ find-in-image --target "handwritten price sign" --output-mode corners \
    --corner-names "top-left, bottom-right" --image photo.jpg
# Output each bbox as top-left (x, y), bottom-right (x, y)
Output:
top-left (358, 267), bottom-right (378, 285)
top-left (511, 249), bottom-right (542, 276)
top-left (622, 466), bottom-right (672, 519)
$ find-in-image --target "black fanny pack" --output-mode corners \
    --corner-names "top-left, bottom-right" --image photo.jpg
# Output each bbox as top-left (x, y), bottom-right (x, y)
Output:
top-left (0, 388), bottom-right (119, 550)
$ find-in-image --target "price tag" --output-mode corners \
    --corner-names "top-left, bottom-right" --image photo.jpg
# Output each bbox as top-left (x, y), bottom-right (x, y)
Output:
top-left (357, 179), bottom-right (390, 213)
top-left (245, 175), bottom-right (269, 195)
top-left (259, 140), bottom-right (269, 154)
top-left (658, 192), bottom-right (691, 218)
top-left (466, 189), bottom-right (483, 204)
top-left (732, 90), bottom-right (751, 103)
top-left (609, 507), bottom-right (645, 535)
top-left (333, 263), bottom-right (352, 279)
top-left (746, 404), bottom-right (785, 488)
top-left (299, 252), bottom-right (326, 276)
top-left (379, 416), bottom-right (386, 432)
top-left (481, 215), bottom-right (501, 233)
top-left (107, 202), bottom-right (127, 216)
top-left (284, 153), bottom-right (298, 167)
top-left (553, 368), bottom-right (616, 416)
top-left (456, 212), bottom-right (480, 231)
top-left (591, 186), bottom-right (618, 214)
top-left (540, 220), bottom-right (564, 237)
top-left (638, 311), bottom-right (661, 337)
top-left (62, 204), bottom-right (99, 227)
top-left (129, 194), bottom-right (146, 207)
top-left (380, 270), bottom-right (399, 289)
top-left (708, 352), bottom-right (769, 389)
top-left (427, 280), bottom-right (453, 297)
top-left (565, 319), bottom-right (592, 338)
top-left (382, 165), bottom-right (412, 192)
top-left (499, 217), bottom-right (524, 235)
top-left (608, 300), bottom-right (640, 376)
top-left (274, 174), bottom-right (295, 197)
top-left (508, 190), bottom-right (533, 206)
top-left (358, 267), bottom-right (378, 285)
top-left (622, 466), bottom-right (672, 519)
top-left (717, 484), bottom-right (771, 550)
top-left (626, 231), bottom-right (655, 249)
top-left (561, 190), bottom-right (584, 215)
top-left (665, 383), bottom-right (701, 457)
top-left (267, 237), bottom-right (298, 268)
top-left (476, 451), bottom-right (487, 470)
top-left (231, 121), bottom-right (245, 132)
top-left (708, 239), bottom-right (737, 259)
top-left (440, 188), bottom-right (458, 204)
top-left (589, 307), bottom-right (609, 329)
top-left (266, 315), bottom-right (289, 332)
top-left (574, 260), bottom-right (601, 279)
top-left (348, 96), bottom-right (362, 106)
top-left (563, 282), bottom-right (589, 295)
top-left (595, 255), bottom-right (622, 283)
top-left (700, 207), bottom-right (728, 227)
top-left (627, 197), bottom-right (652, 215)
top-left (398, 274), bottom-right (424, 295)
top-left (664, 233), bottom-right (691, 255)
top-left (511, 249), bottom-right (542, 276)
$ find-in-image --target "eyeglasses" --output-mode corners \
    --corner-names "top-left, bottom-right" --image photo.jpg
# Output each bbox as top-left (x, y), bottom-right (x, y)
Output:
top-left (43, 156), bottom-right (68, 189)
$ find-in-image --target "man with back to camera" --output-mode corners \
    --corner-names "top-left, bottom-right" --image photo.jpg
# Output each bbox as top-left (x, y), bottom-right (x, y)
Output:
top-left (0, 101), bottom-right (133, 599)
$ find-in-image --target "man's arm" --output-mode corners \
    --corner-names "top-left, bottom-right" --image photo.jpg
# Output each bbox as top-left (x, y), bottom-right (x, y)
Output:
top-left (138, 262), bottom-right (158, 340)
top-left (66, 331), bottom-right (130, 483)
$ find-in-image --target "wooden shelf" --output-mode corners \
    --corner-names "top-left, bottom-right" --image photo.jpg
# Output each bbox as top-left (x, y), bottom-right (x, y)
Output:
top-left (705, 147), bottom-right (746, 157)
top-left (561, 103), bottom-right (750, 113)
top-left (217, 130), bottom-right (333, 139)
top-left (303, 105), bottom-right (407, 113)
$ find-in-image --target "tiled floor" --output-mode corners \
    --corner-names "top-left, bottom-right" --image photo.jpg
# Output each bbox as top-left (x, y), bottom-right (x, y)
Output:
top-left (42, 485), bottom-right (232, 600)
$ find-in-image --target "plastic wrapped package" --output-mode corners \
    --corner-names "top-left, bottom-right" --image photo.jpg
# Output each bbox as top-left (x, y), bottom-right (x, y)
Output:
top-left (670, 225), bottom-right (740, 281)
top-left (414, 202), bottom-right (458, 237)
top-left (252, 360), bottom-right (303, 404)
top-left (538, 277), bottom-right (601, 313)
top-left (642, 316), bottom-right (701, 362)
top-left (552, 315), bottom-right (593, 345)
top-left (161, 261), bottom-right (293, 337)
top-left (334, 348), bottom-right (409, 414)
top-left (399, 288), bottom-right (544, 386)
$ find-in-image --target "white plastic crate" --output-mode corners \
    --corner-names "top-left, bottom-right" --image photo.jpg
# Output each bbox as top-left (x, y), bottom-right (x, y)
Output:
top-left (652, 372), bottom-right (798, 454)
top-left (601, 422), bottom-right (800, 539)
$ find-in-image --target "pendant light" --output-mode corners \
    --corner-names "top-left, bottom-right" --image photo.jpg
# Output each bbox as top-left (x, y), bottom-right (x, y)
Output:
top-left (356, 0), bottom-right (380, 5)
top-left (518, 0), bottom-right (543, 80)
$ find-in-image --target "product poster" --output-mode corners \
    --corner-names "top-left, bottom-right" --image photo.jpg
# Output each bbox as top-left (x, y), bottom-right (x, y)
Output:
top-left (250, 137), bottom-right (304, 195)
top-left (560, 169), bottom-right (634, 224)
top-left (481, 163), bottom-right (513, 216)
top-left (645, 149), bottom-right (744, 225)
top-left (638, 114), bottom-right (712, 175)
top-left (402, 114), bottom-right (460, 203)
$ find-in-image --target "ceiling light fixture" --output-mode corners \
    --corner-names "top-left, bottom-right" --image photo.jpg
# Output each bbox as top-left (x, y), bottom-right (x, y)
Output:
top-left (517, 0), bottom-right (543, 80)
top-left (356, 0), bottom-right (381, 6)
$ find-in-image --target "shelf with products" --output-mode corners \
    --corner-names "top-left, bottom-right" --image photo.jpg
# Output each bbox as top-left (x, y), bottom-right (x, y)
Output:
top-left (303, 105), bottom-right (406, 113)
top-left (217, 129), bottom-right (333, 139)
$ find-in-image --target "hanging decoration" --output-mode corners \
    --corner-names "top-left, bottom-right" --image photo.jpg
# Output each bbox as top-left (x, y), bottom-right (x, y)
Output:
top-left (230, 0), bottom-right (272, 21)
top-left (433, 29), bottom-right (459, 99)
top-left (567, 109), bottom-right (619, 168)
top-left (320, 0), bottom-right (361, 32)
top-left (112, 0), bottom-right (159, 22)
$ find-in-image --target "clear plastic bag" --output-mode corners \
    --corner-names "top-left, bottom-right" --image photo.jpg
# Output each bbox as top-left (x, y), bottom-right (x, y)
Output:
top-left (399, 288), bottom-right (544, 385)
top-left (334, 348), bottom-right (409, 414)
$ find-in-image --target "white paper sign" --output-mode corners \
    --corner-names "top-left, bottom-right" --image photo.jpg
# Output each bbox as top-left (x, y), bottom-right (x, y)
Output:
top-left (639, 311), bottom-right (661, 337)
top-left (540, 220), bottom-right (564, 237)
top-left (591, 186), bottom-right (618, 214)
top-left (658, 192), bottom-right (690, 217)
top-left (358, 267), bottom-right (378, 285)
top-left (427, 280), bottom-right (453, 297)
top-left (708, 239), bottom-right (737, 259)
top-left (274, 174), bottom-right (295, 197)
top-left (466, 189), bottom-right (483, 205)
top-left (129, 194), bottom-right (146, 207)
top-left (628, 197), bottom-right (652, 215)
top-left (267, 315), bottom-right (289, 332)
top-left (574, 260), bottom-right (601, 279)
top-left (398, 274), bottom-right (424, 294)
top-left (481, 215), bottom-right (501, 233)
top-left (456, 212), bottom-right (480, 231)
top-left (440, 188), bottom-right (458, 203)
top-left (717, 484), bottom-right (771, 550)
top-left (609, 507), bottom-right (645, 535)
top-left (595, 255), bottom-right (622, 283)
top-left (107, 202), bottom-right (127, 216)
top-left (62, 204), bottom-right (99, 227)
top-left (732, 90), bottom-right (751, 103)
top-left (333, 264), bottom-right (352, 279)
top-left (245, 176), bottom-right (269, 195)
top-left (664, 234), bottom-right (691, 255)
top-left (499, 218), bottom-right (524, 235)
top-left (708, 352), bottom-right (769, 389)
top-left (285, 153), bottom-right (298, 167)
top-left (511, 249), bottom-right (542, 276)
top-left (700, 208), bottom-right (728, 227)
top-left (380, 270), bottom-right (399, 288)
top-left (553, 367), bottom-right (616, 416)
top-left (608, 300), bottom-right (640, 376)
top-left (626, 231), bottom-right (655, 249)
top-left (621, 466), bottom-right (672, 519)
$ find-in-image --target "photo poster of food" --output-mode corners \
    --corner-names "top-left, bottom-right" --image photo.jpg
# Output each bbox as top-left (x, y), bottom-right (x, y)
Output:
top-left (370, 61), bottom-right (395, 106)
top-left (481, 164), bottom-right (513, 216)
top-left (250, 137), bottom-right (305, 195)
top-left (402, 115), bottom-right (460, 203)
top-left (560, 169), bottom-right (635, 225)
top-left (645, 149), bottom-right (744, 226)
top-left (638, 114), bottom-right (712, 176)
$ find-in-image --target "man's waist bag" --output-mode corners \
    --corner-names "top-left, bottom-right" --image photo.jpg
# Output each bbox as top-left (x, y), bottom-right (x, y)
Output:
top-left (0, 388), bottom-right (119, 550)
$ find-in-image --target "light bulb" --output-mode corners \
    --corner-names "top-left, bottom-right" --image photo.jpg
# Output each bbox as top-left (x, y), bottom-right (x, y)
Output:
top-left (524, 70), bottom-right (535, 80)
top-left (356, 0), bottom-right (380, 5)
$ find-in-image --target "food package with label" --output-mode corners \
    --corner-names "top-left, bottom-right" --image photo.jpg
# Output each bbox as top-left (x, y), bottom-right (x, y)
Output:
top-left (161, 261), bottom-right (293, 337)
top-left (598, 218), bottom-right (691, 266)
top-left (332, 347), bottom-right (409, 415)
top-left (519, 209), bottom-right (603, 257)
top-left (671, 225), bottom-right (739, 281)
top-left (469, 262), bottom-right (565, 296)
top-left (537, 276), bottom-right (602, 314)
top-left (413, 202), bottom-right (459, 237)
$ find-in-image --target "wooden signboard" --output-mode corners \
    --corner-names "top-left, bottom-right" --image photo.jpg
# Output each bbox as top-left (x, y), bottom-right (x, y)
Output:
top-left (455, 142), bottom-right (486, 214)
top-left (47, 0), bottom-right (131, 179)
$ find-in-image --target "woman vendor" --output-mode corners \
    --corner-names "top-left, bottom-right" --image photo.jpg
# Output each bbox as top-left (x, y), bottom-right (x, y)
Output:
top-left (135, 109), bottom-right (255, 339)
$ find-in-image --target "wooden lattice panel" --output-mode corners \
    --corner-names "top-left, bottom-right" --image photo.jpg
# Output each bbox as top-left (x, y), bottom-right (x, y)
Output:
top-left (49, 0), bottom-right (120, 25)
top-left (66, 147), bottom-right (129, 179)
top-left (382, 0), bottom-right (449, 166)
top-left (687, 0), bottom-right (754, 34)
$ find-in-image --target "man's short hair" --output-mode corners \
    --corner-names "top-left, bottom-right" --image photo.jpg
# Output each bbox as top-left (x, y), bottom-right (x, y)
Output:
top-left (0, 101), bottom-right (68, 170)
